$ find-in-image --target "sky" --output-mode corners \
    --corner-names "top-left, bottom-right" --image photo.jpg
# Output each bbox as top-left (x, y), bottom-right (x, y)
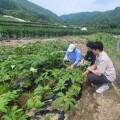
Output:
top-left (28, 0), bottom-right (120, 16)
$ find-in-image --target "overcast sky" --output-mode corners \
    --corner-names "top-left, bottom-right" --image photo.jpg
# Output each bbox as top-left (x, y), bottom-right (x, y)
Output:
top-left (28, 0), bottom-right (120, 16)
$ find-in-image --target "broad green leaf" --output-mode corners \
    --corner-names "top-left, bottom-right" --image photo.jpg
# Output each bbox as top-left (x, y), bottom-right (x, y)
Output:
top-left (57, 92), bottom-right (65, 97)
top-left (54, 97), bottom-right (64, 108)
top-left (64, 101), bottom-right (70, 112)
top-left (69, 101), bottom-right (75, 110)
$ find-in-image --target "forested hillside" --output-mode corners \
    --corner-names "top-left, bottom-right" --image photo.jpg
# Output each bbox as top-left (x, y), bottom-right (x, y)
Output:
top-left (60, 7), bottom-right (120, 28)
top-left (0, 0), bottom-right (63, 24)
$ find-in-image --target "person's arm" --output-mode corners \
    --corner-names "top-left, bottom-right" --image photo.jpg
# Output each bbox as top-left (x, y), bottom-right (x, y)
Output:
top-left (80, 59), bottom-right (84, 65)
top-left (87, 67), bottom-right (102, 76)
top-left (87, 60), bottom-right (107, 76)
top-left (63, 51), bottom-right (69, 61)
top-left (84, 51), bottom-right (89, 60)
top-left (69, 62), bottom-right (76, 69)
top-left (83, 64), bottom-right (96, 76)
top-left (69, 50), bottom-right (81, 69)
top-left (81, 51), bottom-right (89, 66)
top-left (74, 50), bottom-right (82, 65)
top-left (90, 64), bottom-right (96, 70)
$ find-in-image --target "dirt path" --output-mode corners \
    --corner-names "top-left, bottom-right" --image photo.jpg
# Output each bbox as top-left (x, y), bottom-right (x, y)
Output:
top-left (65, 82), bottom-right (120, 120)
top-left (0, 36), bottom-right (120, 120)
top-left (0, 36), bottom-right (86, 53)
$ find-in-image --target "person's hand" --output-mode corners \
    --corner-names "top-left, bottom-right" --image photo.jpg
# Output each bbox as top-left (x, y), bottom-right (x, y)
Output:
top-left (87, 66), bottom-right (92, 72)
top-left (63, 57), bottom-right (69, 61)
top-left (80, 59), bottom-right (84, 66)
top-left (83, 70), bottom-right (89, 76)
top-left (68, 64), bottom-right (74, 69)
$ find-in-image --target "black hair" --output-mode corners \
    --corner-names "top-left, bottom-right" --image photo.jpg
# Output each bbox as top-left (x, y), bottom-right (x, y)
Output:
top-left (86, 41), bottom-right (94, 48)
top-left (89, 41), bottom-right (103, 51)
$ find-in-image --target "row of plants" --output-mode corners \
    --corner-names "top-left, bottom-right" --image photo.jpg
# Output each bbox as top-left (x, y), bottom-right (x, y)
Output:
top-left (0, 41), bottom-right (89, 119)
top-left (0, 24), bottom-right (93, 39)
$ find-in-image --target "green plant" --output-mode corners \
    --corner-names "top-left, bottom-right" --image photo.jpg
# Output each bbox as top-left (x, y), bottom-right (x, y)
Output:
top-left (23, 79), bottom-right (32, 88)
top-left (0, 90), bottom-right (20, 112)
top-left (23, 92), bottom-right (34, 98)
top-left (2, 105), bottom-right (27, 120)
top-left (44, 114), bottom-right (54, 120)
top-left (54, 79), bottom-right (66, 92)
top-left (64, 98), bottom-right (77, 112)
top-left (35, 70), bottom-right (52, 84)
top-left (54, 92), bottom-right (77, 112)
top-left (81, 60), bottom-right (91, 71)
top-left (68, 83), bottom-right (81, 96)
top-left (0, 40), bottom-right (85, 114)
top-left (34, 85), bottom-right (51, 94)
top-left (0, 83), bottom-right (9, 94)
top-left (70, 69), bottom-right (84, 83)
top-left (26, 95), bottom-right (44, 109)
top-left (51, 69), bottom-right (61, 78)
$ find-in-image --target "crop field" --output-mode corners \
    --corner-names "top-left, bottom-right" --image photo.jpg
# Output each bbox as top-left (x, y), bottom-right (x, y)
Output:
top-left (0, 33), bottom-right (120, 120)
top-left (0, 21), bottom-right (91, 40)
top-left (1, 0), bottom-right (120, 119)
top-left (0, 39), bottom-right (91, 119)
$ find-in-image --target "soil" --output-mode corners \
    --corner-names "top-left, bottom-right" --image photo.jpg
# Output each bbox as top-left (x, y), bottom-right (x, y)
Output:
top-left (0, 36), bottom-right (120, 120)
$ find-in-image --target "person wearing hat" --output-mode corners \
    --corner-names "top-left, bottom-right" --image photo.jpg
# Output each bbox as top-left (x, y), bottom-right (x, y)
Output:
top-left (63, 44), bottom-right (82, 69)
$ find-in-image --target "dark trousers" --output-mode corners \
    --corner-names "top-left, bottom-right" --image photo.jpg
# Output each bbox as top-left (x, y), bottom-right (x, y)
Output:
top-left (88, 73), bottom-right (111, 86)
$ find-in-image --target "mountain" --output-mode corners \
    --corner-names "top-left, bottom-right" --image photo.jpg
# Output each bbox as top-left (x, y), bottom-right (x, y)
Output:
top-left (60, 7), bottom-right (120, 28)
top-left (0, 0), bottom-right (63, 24)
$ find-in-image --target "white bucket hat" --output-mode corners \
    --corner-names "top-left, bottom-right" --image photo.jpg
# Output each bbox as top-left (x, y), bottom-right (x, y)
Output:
top-left (67, 44), bottom-right (76, 52)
